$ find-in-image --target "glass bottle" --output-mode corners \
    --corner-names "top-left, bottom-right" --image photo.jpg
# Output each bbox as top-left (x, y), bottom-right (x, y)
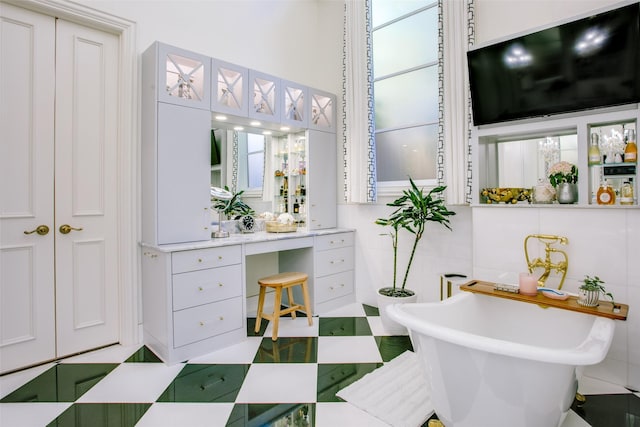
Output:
top-left (588, 133), bottom-right (601, 165)
top-left (620, 180), bottom-right (634, 205)
top-left (624, 129), bottom-right (637, 163)
top-left (597, 180), bottom-right (616, 205)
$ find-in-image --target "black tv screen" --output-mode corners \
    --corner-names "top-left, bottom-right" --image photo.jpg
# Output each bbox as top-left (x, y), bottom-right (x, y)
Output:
top-left (467, 2), bottom-right (640, 126)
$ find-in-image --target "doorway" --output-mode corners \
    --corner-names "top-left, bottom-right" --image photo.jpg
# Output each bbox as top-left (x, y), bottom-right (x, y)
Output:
top-left (0, 0), bottom-right (137, 374)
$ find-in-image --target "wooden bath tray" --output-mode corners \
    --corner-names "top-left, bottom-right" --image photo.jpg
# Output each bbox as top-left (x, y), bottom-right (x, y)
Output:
top-left (459, 280), bottom-right (628, 321)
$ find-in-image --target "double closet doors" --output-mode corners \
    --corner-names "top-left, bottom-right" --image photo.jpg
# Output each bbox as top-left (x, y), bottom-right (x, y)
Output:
top-left (0, 3), bottom-right (120, 373)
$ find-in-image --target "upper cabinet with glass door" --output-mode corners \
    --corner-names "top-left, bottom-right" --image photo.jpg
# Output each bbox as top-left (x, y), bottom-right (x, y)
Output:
top-left (211, 59), bottom-right (249, 116)
top-left (281, 80), bottom-right (308, 128)
top-left (308, 88), bottom-right (336, 133)
top-left (155, 42), bottom-right (211, 110)
top-left (249, 70), bottom-right (280, 122)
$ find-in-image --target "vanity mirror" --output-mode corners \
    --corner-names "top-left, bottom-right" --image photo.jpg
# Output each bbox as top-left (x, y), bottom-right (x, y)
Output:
top-left (211, 128), bottom-right (266, 193)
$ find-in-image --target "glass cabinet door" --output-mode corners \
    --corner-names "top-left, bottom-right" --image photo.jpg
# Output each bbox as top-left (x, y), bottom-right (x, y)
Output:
top-left (211, 59), bottom-right (248, 116)
top-left (249, 70), bottom-right (280, 122)
top-left (281, 80), bottom-right (308, 128)
top-left (308, 88), bottom-right (336, 132)
top-left (157, 43), bottom-right (210, 109)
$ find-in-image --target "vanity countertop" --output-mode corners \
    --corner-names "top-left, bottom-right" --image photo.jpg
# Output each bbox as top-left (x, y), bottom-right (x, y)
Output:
top-left (141, 228), bottom-right (355, 253)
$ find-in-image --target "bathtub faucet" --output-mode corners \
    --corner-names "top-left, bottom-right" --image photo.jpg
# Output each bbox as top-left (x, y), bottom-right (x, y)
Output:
top-left (524, 234), bottom-right (569, 289)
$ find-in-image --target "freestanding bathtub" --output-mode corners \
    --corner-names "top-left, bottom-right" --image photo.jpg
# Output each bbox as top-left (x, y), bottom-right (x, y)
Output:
top-left (387, 291), bottom-right (615, 427)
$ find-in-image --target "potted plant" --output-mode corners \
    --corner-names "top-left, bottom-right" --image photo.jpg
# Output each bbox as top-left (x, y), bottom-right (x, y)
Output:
top-left (212, 187), bottom-right (256, 234)
top-left (375, 178), bottom-right (455, 333)
top-left (548, 161), bottom-right (578, 204)
top-left (578, 275), bottom-right (614, 307)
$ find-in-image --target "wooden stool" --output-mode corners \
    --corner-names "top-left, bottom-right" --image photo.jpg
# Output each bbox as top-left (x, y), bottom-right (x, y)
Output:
top-left (255, 272), bottom-right (313, 341)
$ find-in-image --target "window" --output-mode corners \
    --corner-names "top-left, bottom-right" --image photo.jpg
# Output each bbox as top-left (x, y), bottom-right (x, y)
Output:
top-left (372, 0), bottom-right (439, 184)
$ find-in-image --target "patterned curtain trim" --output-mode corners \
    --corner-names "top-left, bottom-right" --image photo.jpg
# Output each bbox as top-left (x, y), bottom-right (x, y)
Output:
top-left (231, 130), bottom-right (238, 193)
top-left (466, 0), bottom-right (475, 204)
top-left (437, 0), bottom-right (445, 187)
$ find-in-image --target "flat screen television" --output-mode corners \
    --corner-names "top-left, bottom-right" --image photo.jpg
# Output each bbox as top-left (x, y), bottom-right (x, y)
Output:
top-left (467, 2), bottom-right (640, 126)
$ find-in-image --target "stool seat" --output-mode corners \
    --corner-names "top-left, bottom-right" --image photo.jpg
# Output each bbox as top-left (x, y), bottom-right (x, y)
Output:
top-left (255, 272), bottom-right (313, 341)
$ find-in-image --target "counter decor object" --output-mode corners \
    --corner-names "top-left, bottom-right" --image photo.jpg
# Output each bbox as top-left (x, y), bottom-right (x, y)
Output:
top-left (556, 182), bottom-right (578, 204)
top-left (548, 161), bottom-right (578, 204)
top-left (518, 272), bottom-right (538, 296)
top-left (532, 181), bottom-right (555, 204)
top-left (578, 275), bottom-right (614, 308)
top-left (480, 187), bottom-right (531, 204)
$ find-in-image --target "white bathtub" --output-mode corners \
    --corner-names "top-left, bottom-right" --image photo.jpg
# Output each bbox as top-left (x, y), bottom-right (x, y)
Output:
top-left (387, 291), bottom-right (615, 427)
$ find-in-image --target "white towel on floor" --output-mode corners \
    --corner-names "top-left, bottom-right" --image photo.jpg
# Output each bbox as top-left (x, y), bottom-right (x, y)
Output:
top-left (336, 350), bottom-right (433, 427)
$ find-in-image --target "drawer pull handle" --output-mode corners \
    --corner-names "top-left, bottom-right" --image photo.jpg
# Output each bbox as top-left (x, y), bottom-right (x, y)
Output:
top-left (199, 321), bottom-right (205, 326)
top-left (330, 259), bottom-right (345, 264)
top-left (198, 258), bottom-right (203, 263)
top-left (198, 286), bottom-right (204, 291)
top-left (218, 255), bottom-right (223, 260)
top-left (219, 316), bottom-right (224, 321)
top-left (218, 282), bottom-right (224, 287)
top-left (143, 252), bottom-right (158, 258)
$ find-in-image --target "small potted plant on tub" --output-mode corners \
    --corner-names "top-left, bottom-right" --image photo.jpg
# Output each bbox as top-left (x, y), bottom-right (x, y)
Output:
top-left (578, 275), bottom-right (614, 307)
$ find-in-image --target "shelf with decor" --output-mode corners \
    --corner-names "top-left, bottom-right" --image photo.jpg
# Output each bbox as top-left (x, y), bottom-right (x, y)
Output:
top-left (472, 105), bottom-right (640, 208)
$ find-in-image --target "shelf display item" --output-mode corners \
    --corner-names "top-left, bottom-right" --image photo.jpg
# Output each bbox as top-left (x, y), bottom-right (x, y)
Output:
top-left (624, 129), bottom-right (637, 163)
top-left (588, 133), bottom-right (601, 165)
top-left (596, 180), bottom-right (616, 205)
top-left (620, 180), bottom-right (634, 205)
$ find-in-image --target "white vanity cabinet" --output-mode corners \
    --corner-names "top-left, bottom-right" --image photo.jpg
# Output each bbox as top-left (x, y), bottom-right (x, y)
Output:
top-left (312, 232), bottom-right (355, 313)
top-left (142, 43), bottom-right (212, 246)
top-left (307, 129), bottom-right (337, 229)
top-left (142, 245), bottom-right (245, 365)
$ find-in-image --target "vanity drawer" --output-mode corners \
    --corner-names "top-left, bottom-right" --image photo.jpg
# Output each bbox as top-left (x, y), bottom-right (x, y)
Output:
top-left (315, 232), bottom-right (354, 251)
top-left (173, 297), bottom-right (243, 348)
top-left (315, 270), bottom-right (354, 304)
top-left (315, 246), bottom-right (354, 277)
top-left (172, 264), bottom-right (242, 311)
top-left (171, 245), bottom-right (241, 274)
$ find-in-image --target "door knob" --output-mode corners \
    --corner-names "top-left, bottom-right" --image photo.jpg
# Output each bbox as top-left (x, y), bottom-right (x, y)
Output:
top-left (59, 224), bottom-right (83, 234)
top-left (24, 225), bottom-right (50, 236)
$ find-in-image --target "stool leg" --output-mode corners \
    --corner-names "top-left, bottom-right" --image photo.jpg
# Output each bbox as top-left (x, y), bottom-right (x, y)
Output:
top-left (272, 287), bottom-right (283, 341)
top-left (300, 279), bottom-right (313, 325)
top-left (286, 286), bottom-right (297, 319)
top-left (255, 285), bottom-right (266, 333)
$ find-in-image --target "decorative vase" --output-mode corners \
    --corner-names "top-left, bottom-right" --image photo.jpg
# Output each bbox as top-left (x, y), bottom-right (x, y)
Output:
top-left (577, 289), bottom-right (600, 307)
top-left (556, 182), bottom-right (578, 204)
top-left (376, 288), bottom-right (418, 335)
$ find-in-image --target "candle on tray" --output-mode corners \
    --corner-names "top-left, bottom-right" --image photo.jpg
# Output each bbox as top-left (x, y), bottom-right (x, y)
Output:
top-left (519, 272), bottom-right (538, 296)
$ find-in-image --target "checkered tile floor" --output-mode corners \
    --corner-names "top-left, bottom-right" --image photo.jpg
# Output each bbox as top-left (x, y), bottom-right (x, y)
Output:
top-left (1, 303), bottom-right (638, 426)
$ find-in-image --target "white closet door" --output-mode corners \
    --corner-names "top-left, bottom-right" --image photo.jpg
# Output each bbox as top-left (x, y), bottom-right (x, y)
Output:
top-left (54, 19), bottom-right (120, 357)
top-left (0, 3), bottom-right (57, 373)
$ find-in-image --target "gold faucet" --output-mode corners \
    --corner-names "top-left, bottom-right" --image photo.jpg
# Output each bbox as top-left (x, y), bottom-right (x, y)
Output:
top-left (524, 234), bottom-right (569, 289)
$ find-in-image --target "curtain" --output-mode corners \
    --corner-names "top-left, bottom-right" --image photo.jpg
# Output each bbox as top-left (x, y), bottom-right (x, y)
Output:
top-left (342, 0), bottom-right (376, 203)
top-left (442, 0), bottom-right (474, 205)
